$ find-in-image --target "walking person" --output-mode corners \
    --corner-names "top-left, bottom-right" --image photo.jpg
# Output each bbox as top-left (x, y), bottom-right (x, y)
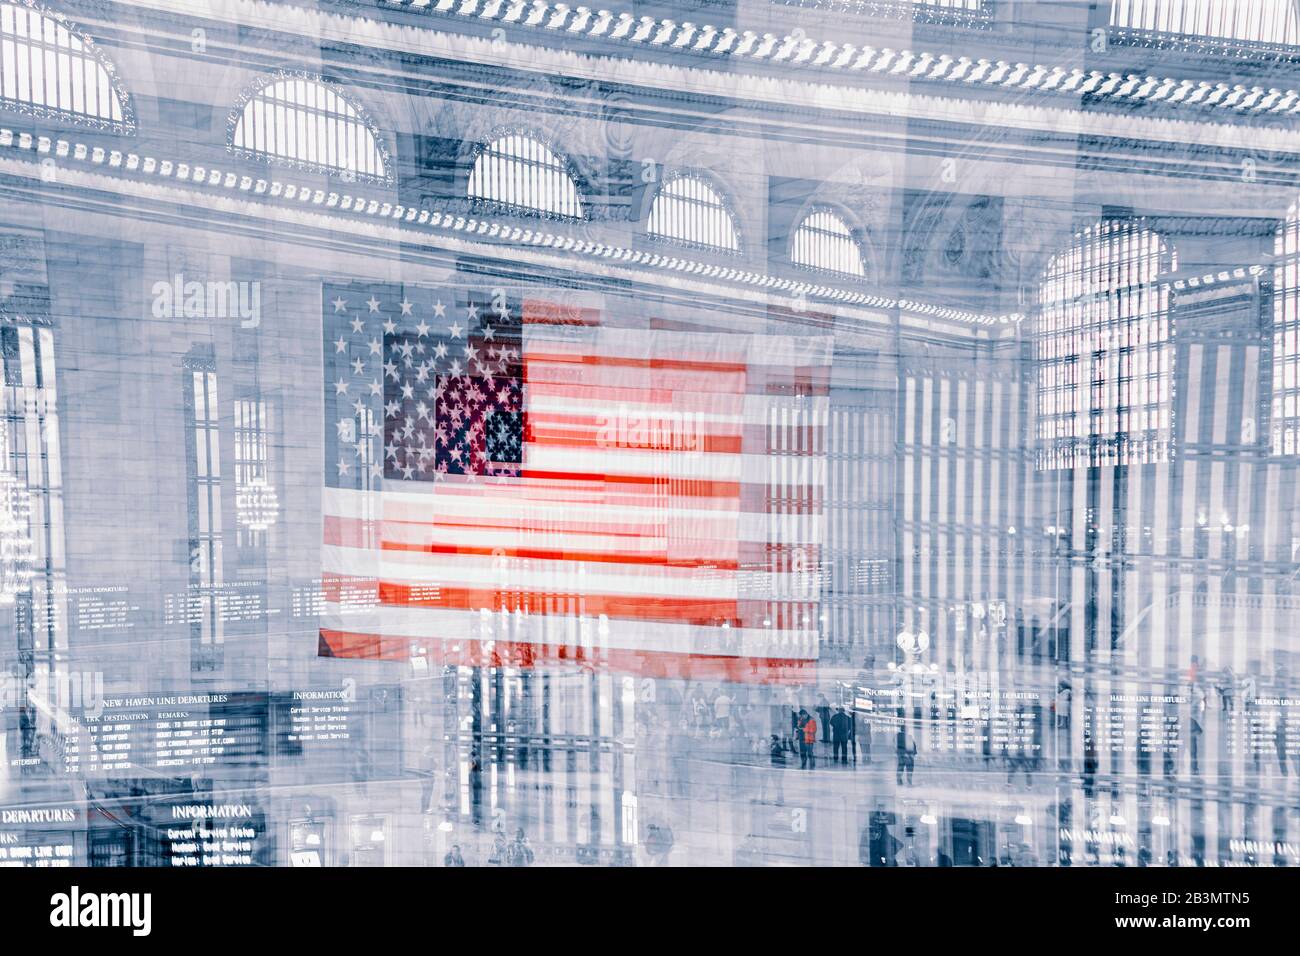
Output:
top-left (645, 822), bottom-right (674, 866)
top-left (1189, 684), bottom-right (1206, 774)
top-left (419, 742), bottom-right (440, 815)
top-left (488, 829), bottom-right (509, 866)
top-left (831, 706), bottom-right (851, 765)
top-left (714, 688), bottom-right (733, 733)
top-left (862, 806), bottom-right (898, 867)
top-left (857, 709), bottom-right (872, 764)
top-left (1055, 681), bottom-right (1073, 770)
top-left (469, 746), bottom-right (484, 828)
top-left (799, 708), bottom-right (818, 769)
top-left (1217, 666), bottom-right (1235, 713)
top-left (817, 694), bottom-right (833, 745)
top-left (505, 827), bottom-right (534, 867)
top-left (896, 722), bottom-right (916, 786)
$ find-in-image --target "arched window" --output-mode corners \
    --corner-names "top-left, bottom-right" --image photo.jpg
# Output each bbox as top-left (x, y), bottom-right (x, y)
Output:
top-left (647, 174), bottom-right (739, 252)
top-left (229, 75), bottom-right (390, 182)
top-left (1274, 198), bottom-right (1300, 455)
top-left (1110, 0), bottom-right (1299, 45)
top-left (1035, 220), bottom-right (1176, 470)
top-left (913, 0), bottom-right (982, 9)
top-left (0, 1), bottom-right (131, 130)
top-left (467, 133), bottom-right (583, 219)
top-left (791, 209), bottom-right (866, 278)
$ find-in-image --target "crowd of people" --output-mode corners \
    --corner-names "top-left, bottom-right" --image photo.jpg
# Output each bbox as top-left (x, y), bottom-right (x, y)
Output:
top-left (437, 825), bottom-right (535, 867)
top-left (782, 696), bottom-right (868, 770)
top-left (427, 664), bottom-right (1300, 866)
top-left (630, 683), bottom-right (1025, 790)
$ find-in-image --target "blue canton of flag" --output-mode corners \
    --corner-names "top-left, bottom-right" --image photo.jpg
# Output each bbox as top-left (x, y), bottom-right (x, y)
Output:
top-left (323, 283), bottom-right (524, 490)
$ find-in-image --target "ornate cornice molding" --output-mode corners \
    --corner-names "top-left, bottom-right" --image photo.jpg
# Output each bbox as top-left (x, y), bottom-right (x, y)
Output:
top-left (0, 124), bottom-right (1021, 329)
top-left (96, 0), bottom-right (1300, 158)
top-left (380, 0), bottom-right (1300, 120)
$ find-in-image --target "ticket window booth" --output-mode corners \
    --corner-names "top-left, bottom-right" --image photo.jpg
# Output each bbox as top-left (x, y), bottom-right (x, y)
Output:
top-left (898, 820), bottom-right (933, 867)
top-left (88, 827), bottom-right (130, 868)
top-left (289, 818), bottom-right (328, 867)
top-left (994, 820), bottom-right (1040, 867)
top-left (948, 817), bottom-right (995, 867)
top-left (865, 809), bottom-right (899, 867)
top-left (349, 814), bottom-right (388, 867)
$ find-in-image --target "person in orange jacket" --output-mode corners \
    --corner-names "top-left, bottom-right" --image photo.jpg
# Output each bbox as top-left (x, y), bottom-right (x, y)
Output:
top-left (799, 709), bottom-right (818, 769)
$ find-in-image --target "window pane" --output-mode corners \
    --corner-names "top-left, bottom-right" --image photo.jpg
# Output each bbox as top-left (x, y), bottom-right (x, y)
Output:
top-left (467, 135), bottom-right (583, 220)
top-left (231, 75), bottom-right (389, 181)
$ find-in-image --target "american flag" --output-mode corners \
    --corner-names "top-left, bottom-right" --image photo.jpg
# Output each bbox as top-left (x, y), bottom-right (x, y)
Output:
top-left (319, 283), bottom-right (832, 682)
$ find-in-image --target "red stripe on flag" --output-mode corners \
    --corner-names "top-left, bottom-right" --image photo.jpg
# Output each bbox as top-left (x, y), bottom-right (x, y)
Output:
top-left (318, 628), bottom-right (817, 684)
top-left (515, 469), bottom-right (741, 497)
top-left (319, 574), bottom-right (816, 630)
top-left (525, 423), bottom-right (744, 455)
top-left (377, 582), bottom-right (738, 625)
top-left (525, 354), bottom-right (750, 379)
top-left (378, 540), bottom-right (743, 571)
